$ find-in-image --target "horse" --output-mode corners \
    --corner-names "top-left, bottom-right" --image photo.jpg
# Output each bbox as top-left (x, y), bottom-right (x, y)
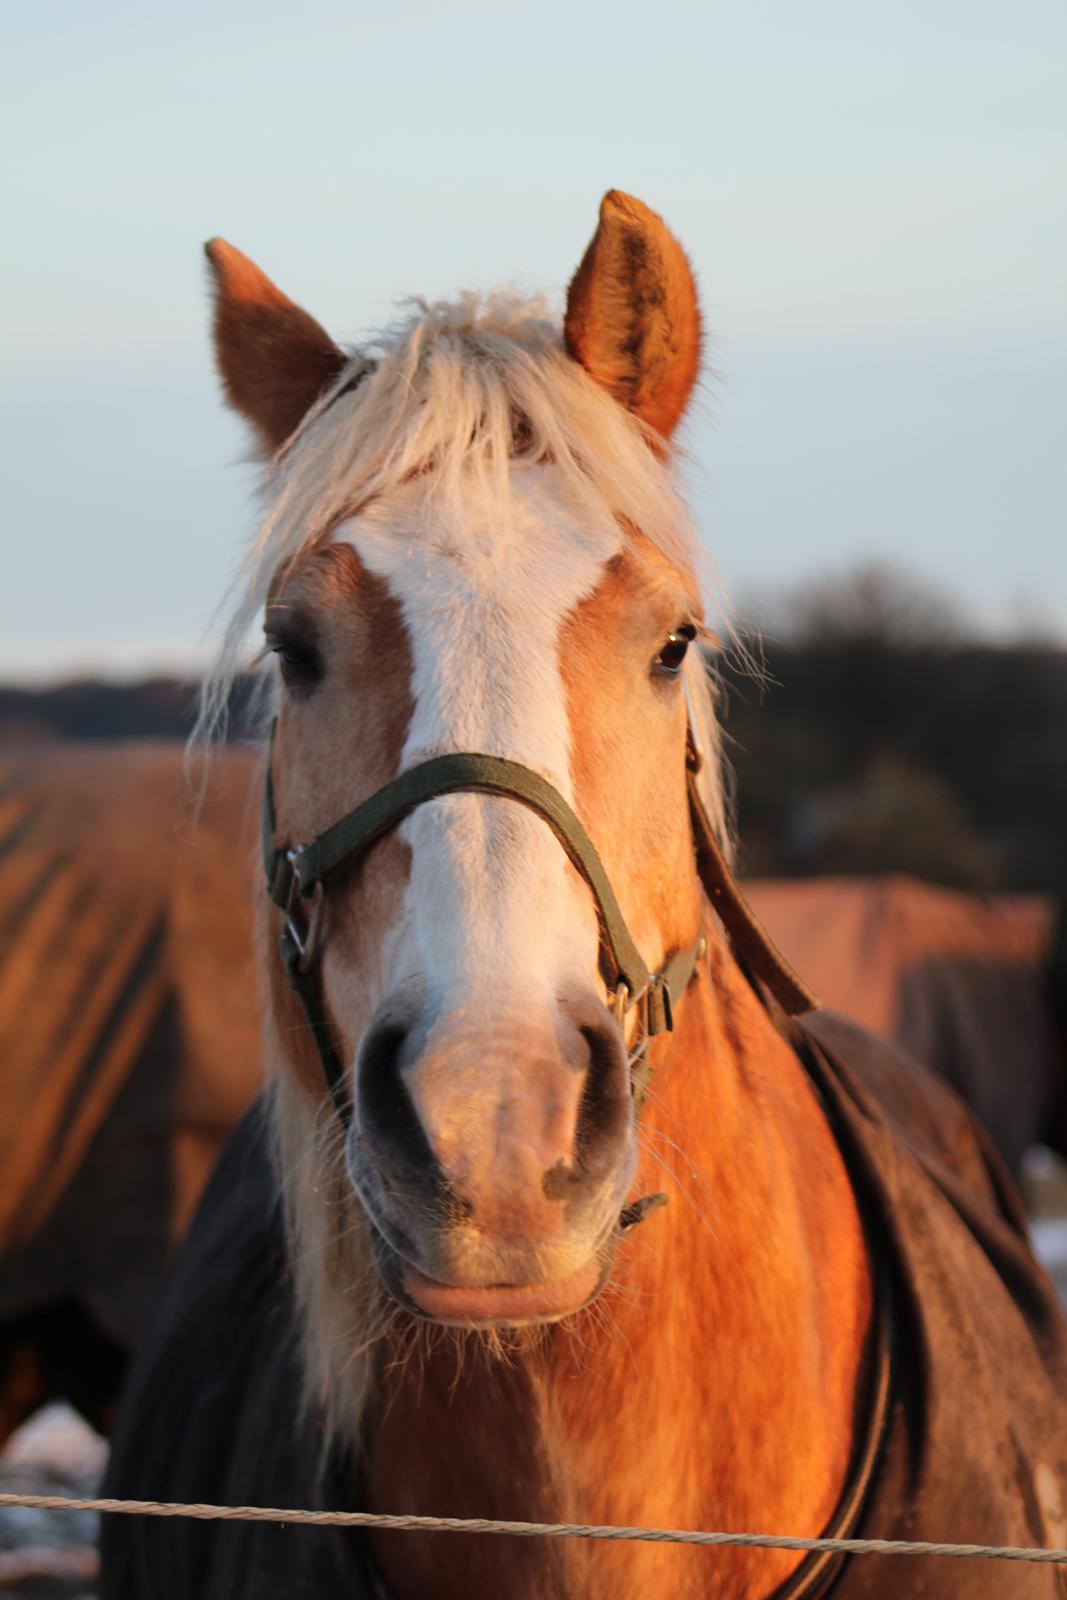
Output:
top-left (746, 876), bottom-right (1067, 1178)
top-left (101, 192), bottom-right (1066, 1598)
top-left (0, 742), bottom-right (261, 1442)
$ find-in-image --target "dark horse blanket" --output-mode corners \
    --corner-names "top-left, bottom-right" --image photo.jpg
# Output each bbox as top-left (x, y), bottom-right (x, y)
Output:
top-left (0, 744), bottom-right (262, 1436)
top-left (100, 1012), bottom-right (1067, 1599)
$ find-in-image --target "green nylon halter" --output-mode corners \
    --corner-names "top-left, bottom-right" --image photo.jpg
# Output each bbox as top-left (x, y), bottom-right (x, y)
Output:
top-left (263, 729), bottom-right (815, 1124)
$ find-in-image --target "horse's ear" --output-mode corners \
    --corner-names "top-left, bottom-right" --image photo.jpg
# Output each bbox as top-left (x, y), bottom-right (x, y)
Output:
top-left (204, 239), bottom-right (347, 453)
top-left (564, 191), bottom-right (701, 439)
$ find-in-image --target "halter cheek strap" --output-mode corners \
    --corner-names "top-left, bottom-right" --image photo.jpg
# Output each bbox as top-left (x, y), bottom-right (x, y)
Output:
top-left (263, 724), bottom-right (815, 1125)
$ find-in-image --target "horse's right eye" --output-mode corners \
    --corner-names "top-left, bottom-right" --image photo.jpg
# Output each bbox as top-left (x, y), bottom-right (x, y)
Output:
top-left (267, 636), bottom-right (322, 689)
top-left (653, 624), bottom-right (696, 678)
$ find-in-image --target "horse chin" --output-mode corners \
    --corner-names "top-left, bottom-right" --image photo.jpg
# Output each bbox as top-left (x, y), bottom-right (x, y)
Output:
top-left (369, 1229), bottom-right (619, 1329)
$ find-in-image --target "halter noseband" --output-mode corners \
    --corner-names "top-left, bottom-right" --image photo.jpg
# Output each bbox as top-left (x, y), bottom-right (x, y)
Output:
top-left (262, 717), bottom-right (815, 1126)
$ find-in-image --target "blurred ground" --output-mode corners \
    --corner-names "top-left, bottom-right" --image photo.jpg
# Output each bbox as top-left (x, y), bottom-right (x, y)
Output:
top-left (0, 1407), bottom-right (103, 1597)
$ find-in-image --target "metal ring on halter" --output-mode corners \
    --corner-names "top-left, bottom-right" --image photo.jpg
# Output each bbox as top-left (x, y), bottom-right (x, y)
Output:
top-left (612, 977), bottom-right (653, 1069)
top-left (282, 863), bottom-right (326, 975)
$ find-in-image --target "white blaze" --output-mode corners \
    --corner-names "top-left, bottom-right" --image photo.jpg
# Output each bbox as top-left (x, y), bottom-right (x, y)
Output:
top-left (335, 466), bottom-right (621, 1018)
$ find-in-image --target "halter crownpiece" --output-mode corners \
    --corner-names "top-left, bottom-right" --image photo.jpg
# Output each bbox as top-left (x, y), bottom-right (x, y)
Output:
top-left (262, 714), bottom-right (816, 1126)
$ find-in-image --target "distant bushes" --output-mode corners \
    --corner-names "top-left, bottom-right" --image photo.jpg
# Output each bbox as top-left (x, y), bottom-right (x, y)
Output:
top-left (0, 677), bottom-right (260, 748)
top-left (718, 566), bottom-right (1067, 897)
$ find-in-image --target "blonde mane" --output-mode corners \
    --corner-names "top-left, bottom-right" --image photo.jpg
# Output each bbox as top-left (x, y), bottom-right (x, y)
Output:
top-left (201, 295), bottom-right (723, 787)
top-left (199, 290), bottom-right (733, 1442)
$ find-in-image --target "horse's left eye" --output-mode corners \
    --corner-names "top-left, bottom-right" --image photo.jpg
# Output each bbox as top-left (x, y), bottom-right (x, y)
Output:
top-left (654, 626), bottom-right (695, 677)
top-left (265, 632), bottom-right (323, 690)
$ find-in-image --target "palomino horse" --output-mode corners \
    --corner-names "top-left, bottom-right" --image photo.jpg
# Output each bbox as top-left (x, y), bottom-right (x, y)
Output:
top-left (102, 194), bottom-right (1066, 1598)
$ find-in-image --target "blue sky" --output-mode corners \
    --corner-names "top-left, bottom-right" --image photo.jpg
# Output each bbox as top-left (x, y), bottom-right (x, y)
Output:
top-left (3, 1), bottom-right (1065, 678)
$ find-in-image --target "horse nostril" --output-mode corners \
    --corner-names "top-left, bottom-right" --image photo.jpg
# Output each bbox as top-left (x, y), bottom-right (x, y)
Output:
top-left (357, 1021), bottom-right (437, 1180)
top-left (575, 1018), bottom-right (631, 1178)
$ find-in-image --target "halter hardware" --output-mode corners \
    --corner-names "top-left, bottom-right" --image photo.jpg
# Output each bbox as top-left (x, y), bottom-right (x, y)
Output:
top-left (263, 715), bottom-right (815, 1128)
top-left (273, 851), bottom-right (326, 976)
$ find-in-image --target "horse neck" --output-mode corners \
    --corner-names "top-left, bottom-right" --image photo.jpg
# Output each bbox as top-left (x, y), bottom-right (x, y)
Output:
top-left (364, 949), bottom-right (873, 1600)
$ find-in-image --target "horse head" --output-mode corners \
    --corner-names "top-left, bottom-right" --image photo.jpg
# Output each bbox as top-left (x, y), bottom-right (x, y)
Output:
top-left (204, 194), bottom-right (720, 1347)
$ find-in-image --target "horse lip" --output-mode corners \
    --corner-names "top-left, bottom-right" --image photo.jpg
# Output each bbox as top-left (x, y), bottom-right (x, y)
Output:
top-left (401, 1256), bottom-right (607, 1325)
top-left (368, 1227), bottom-right (619, 1328)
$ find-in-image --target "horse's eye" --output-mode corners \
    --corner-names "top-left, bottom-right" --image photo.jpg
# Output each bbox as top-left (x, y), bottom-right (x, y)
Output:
top-left (654, 626), bottom-right (696, 677)
top-left (267, 636), bottom-right (322, 689)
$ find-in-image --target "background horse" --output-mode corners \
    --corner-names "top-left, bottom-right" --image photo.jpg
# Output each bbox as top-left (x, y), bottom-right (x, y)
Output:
top-left (0, 743), bottom-right (260, 1441)
top-left (748, 876), bottom-right (1066, 1176)
top-left (84, 192), bottom-right (1067, 1597)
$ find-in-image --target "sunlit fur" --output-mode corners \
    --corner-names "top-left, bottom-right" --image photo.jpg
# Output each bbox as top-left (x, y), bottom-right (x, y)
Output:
top-left (192, 207), bottom-right (881, 1591)
top-left (198, 292), bottom-right (730, 1447)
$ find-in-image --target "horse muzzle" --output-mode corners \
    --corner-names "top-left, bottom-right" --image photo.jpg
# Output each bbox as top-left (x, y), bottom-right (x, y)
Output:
top-left (346, 992), bottom-right (638, 1322)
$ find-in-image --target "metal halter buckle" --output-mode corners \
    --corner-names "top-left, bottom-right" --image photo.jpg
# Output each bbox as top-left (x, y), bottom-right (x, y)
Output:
top-left (280, 851), bottom-right (326, 976)
top-left (644, 973), bottom-right (673, 1037)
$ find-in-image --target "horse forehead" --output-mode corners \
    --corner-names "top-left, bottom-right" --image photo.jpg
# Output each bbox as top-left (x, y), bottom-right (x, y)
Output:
top-left (330, 470), bottom-right (623, 629)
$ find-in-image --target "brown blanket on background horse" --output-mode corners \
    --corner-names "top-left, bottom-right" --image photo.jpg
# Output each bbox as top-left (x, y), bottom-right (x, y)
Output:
top-left (0, 744), bottom-right (262, 1432)
top-left (100, 1011), bottom-right (1067, 1599)
top-left (748, 877), bottom-right (1066, 1173)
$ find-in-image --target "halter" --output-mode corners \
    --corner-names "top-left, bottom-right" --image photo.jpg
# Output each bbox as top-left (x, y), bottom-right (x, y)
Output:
top-left (261, 727), bottom-right (891, 1600)
top-left (262, 712), bottom-right (815, 1126)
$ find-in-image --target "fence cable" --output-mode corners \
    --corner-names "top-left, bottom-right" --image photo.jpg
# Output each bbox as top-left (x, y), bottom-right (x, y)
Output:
top-left (1, 1491), bottom-right (1064, 1566)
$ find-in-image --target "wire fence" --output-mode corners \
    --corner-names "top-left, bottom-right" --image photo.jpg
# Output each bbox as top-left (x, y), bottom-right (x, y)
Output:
top-left (1, 1491), bottom-right (1064, 1567)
